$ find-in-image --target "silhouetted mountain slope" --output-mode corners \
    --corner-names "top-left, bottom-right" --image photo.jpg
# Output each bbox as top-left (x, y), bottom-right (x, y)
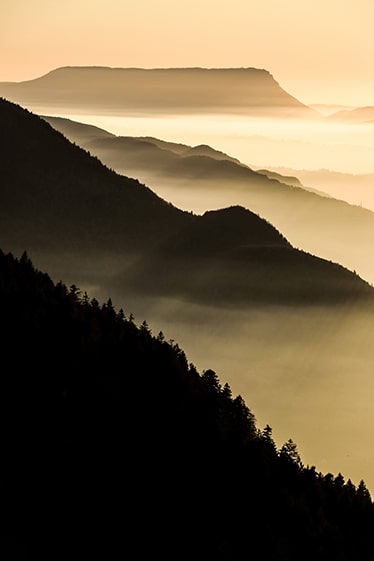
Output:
top-left (42, 115), bottom-right (116, 142)
top-left (0, 97), bottom-right (187, 254)
top-left (0, 249), bottom-right (373, 560)
top-left (1, 97), bottom-right (372, 309)
top-left (43, 114), bottom-right (256, 173)
top-left (119, 206), bottom-right (374, 307)
top-left (43, 114), bottom-right (374, 286)
top-left (43, 114), bottom-right (305, 187)
top-left (0, 66), bottom-right (317, 117)
top-left (255, 167), bottom-right (304, 187)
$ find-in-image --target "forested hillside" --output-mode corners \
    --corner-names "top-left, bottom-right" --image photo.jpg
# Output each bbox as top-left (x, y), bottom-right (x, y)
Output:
top-left (0, 249), bottom-right (373, 560)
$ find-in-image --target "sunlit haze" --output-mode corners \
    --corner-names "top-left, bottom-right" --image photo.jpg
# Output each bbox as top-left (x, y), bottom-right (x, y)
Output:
top-left (3, 0), bottom-right (374, 497)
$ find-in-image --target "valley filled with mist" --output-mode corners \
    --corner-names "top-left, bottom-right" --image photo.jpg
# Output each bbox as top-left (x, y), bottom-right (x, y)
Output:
top-left (2, 67), bottom-right (374, 497)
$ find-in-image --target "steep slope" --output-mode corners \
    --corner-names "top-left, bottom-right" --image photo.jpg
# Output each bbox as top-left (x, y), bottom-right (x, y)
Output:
top-left (44, 114), bottom-right (374, 286)
top-left (1, 97), bottom-right (372, 309)
top-left (1, 249), bottom-right (373, 561)
top-left (0, 66), bottom-right (317, 117)
top-left (0, 97), bottom-right (187, 255)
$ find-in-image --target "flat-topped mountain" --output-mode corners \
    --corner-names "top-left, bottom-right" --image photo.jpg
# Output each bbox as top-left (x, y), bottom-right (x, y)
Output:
top-left (1, 97), bottom-right (371, 308)
top-left (0, 66), bottom-right (317, 117)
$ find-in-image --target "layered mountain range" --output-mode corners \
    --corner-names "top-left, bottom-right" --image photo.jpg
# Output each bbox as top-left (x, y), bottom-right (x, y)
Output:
top-left (3, 94), bottom-right (374, 514)
top-left (261, 166), bottom-right (374, 211)
top-left (42, 114), bottom-right (374, 286)
top-left (0, 97), bottom-right (371, 308)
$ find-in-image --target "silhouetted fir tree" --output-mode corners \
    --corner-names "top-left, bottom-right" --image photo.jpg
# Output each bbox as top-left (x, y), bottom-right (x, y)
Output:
top-left (280, 438), bottom-right (304, 469)
top-left (0, 248), bottom-right (373, 560)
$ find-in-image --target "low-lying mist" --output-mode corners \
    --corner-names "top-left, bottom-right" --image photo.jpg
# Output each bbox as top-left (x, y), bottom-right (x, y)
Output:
top-left (264, 167), bottom-right (374, 213)
top-left (88, 283), bottom-right (374, 495)
top-left (21, 105), bottom-right (374, 496)
top-left (44, 111), bottom-right (374, 175)
top-left (36, 246), bottom-right (374, 495)
top-left (43, 112), bottom-right (374, 287)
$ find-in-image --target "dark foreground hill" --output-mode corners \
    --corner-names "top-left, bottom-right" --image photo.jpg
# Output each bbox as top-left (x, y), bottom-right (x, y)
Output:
top-left (0, 66), bottom-right (317, 118)
top-left (0, 249), bottom-right (373, 561)
top-left (0, 97), bottom-right (372, 309)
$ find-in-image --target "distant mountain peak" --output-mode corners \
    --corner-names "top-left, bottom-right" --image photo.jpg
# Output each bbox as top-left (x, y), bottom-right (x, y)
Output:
top-left (329, 105), bottom-right (374, 123)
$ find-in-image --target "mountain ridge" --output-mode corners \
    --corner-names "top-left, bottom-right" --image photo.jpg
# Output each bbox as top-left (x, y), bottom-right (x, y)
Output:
top-left (0, 96), bottom-right (187, 254)
top-left (42, 113), bottom-right (374, 286)
top-left (0, 96), bottom-right (371, 309)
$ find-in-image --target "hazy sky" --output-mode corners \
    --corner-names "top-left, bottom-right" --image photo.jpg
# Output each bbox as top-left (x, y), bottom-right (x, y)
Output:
top-left (2, 0), bottom-right (374, 106)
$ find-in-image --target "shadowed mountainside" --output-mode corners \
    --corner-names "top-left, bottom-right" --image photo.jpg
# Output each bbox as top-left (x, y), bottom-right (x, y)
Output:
top-left (0, 66), bottom-right (318, 118)
top-left (1, 250), bottom-right (374, 560)
top-left (116, 205), bottom-right (374, 307)
top-left (0, 97), bottom-right (372, 309)
top-left (0, 97), bottom-right (188, 254)
top-left (43, 114), bottom-right (374, 286)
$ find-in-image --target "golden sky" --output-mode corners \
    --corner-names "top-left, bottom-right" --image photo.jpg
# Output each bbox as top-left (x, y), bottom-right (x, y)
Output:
top-left (2, 0), bottom-right (374, 106)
